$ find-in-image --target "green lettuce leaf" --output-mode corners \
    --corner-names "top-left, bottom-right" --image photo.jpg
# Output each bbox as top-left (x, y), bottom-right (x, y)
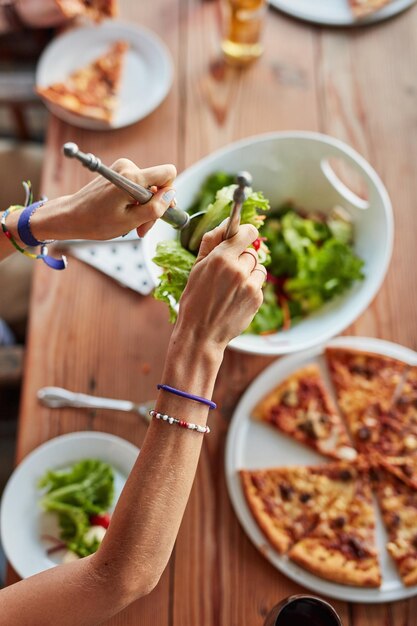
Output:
top-left (153, 240), bottom-right (196, 322)
top-left (285, 239), bottom-right (365, 313)
top-left (245, 283), bottom-right (283, 334)
top-left (188, 184), bottom-right (270, 252)
top-left (187, 172), bottom-right (235, 215)
top-left (38, 459), bottom-right (114, 558)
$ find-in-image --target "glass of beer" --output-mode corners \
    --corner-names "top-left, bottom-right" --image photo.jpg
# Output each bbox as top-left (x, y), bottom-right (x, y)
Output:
top-left (264, 595), bottom-right (343, 626)
top-left (220, 0), bottom-right (267, 64)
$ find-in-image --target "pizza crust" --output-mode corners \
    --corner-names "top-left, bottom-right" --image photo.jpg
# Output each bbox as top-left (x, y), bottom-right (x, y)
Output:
top-left (239, 470), bottom-right (293, 554)
top-left (350, 0), bottom-right (392, 18)
top-left (289, 539), bottom-right (381, 587)
top-left (37, 41), bottom-right (128, 124)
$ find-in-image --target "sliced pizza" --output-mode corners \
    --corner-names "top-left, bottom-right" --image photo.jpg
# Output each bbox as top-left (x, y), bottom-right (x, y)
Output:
top-left (57, 0), bottom-right (118, 21)
top-left (239, 461), bottom-right (363, 556)
top-left (373, 467), bottom-right (417, 586)
top-left (355, 402), bottom-right (417, 488)
top-left (349, 0), bottom-right (392, 18)
top-left (37, 40), bottom-right (128, 124)
top-left (325, 347), bottom-right (406, 446)
top-left (392, 365), bottom-right (417, 433)
top-left (289, 470), bottom-right (381, 587)
top-left (252, 364), bottom-right (357, 461)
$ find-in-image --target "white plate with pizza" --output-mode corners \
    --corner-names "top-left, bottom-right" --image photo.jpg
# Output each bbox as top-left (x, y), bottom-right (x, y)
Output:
top-left (269, 0), bottom-right (416, 26)
top-left (225, 336), bottom-right (417, 602)
top-left (36, 20), bottom-right (173, 129)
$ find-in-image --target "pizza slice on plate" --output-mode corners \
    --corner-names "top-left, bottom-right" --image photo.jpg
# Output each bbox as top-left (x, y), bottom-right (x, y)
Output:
top-left (344, 365), bottom-right (417, 487)
top-left (289, 469), bottom-right (381, 587)
top-left (373, 467), bottom-right (417, 586)
top-left (57, 0), bottom-right (118, 21)
top-left (37, 40), bottom-right (128, 124)
top-left (355, 405), bottom-right (417, 488)
top-left (239, 461), bottom-right (364, 557)
top-left (391, 365), bottom-right (417, 433)
top-left (349, 0), bottom-right (393, 18)
top-left (325, 347), bottom-right (406, 446)
top-left (252, 364), bottom-right (357, 461)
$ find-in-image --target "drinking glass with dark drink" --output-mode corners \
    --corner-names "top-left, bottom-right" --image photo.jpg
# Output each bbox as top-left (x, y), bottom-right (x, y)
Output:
top-left (264, 595), bottom-right (343, 626)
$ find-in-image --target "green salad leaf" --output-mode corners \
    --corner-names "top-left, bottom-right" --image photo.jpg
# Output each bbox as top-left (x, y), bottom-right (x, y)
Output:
top-left (153, 240), bottom-right (196, 322)
top-left (187, 172), bottom-right (235, 215)
top-left (188, 184), bottom-right (269, 252)
top-left (39, 459), bottom-right (114, 557)
top-left (152, 172), bottom-right (365, 334)
top-left (245, 282), bottom-right (283, 334)
top-left (285, 238), bottom-right (365, 313)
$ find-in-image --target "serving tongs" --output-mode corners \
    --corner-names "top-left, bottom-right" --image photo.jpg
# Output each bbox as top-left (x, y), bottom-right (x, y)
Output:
top-left (63, 142), bottom-right (252, 251)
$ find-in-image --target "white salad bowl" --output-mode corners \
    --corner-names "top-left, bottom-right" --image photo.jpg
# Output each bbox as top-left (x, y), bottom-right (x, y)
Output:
top-left (143, 131), bottom-right (393, 355)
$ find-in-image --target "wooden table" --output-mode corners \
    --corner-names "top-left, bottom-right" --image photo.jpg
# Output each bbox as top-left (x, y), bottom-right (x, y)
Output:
top-left (8, 1), bottom-right (417, 624)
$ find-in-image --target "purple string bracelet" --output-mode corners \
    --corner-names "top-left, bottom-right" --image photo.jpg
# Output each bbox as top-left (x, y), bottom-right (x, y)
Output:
top-left (157, 384), bottom-right (216, 410)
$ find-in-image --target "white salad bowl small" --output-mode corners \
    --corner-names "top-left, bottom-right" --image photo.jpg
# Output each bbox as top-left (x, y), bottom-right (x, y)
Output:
top-left (143, 131), bottom-right (393, 355)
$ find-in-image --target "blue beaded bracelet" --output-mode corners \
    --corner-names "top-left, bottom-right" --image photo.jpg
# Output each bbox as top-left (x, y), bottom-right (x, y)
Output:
top-left (157, 384), bottom-right (217, 410)
top-left (17, 199), bottom-right (47, 246)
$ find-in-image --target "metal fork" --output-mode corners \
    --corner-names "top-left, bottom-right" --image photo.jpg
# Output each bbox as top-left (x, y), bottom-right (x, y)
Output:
top-left (37, 387), bottom-right (152, 424)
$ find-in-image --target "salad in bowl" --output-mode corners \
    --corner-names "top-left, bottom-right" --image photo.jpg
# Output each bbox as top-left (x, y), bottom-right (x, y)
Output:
top-left (153, 172), bottom-right (365, 335)
top-left (143, 132), bottom-right (392, 355)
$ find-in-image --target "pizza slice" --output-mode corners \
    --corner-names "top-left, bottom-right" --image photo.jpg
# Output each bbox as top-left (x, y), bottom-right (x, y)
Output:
top-left (349, 0), bottom-right (392, 18)
top-left (353, 402), bottom-right (417, 488)
top-left (392, 365), bottom-right (417, 433)
top-left (57, 0), bottom-right (118, 22)
top-left (289, 470), bottom-right (381, 587)
top-left (239, 461), bottom-right (363, 556)
top-left (37, 40), bottom-right (128, 124)
top-left (373, 467), bottom-right (417, 586)
top-left (252, 364), bottom-right (357, 461)
top-left (325, 347), bottom-right (406, 446)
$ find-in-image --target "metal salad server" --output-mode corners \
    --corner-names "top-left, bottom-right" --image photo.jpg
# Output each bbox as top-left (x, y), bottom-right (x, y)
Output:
top-left (225, 171), bottom-right (252, 239)
top-left (62, 142), bottom-right (206, 248)
top-left (37, 386), bottom-right (152, 424)
top-left (185, 170), bottom-right (253, 252)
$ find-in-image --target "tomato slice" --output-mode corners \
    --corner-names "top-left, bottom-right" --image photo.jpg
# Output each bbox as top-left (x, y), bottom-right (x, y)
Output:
top-left (89, 513), bottom-right (111, 529)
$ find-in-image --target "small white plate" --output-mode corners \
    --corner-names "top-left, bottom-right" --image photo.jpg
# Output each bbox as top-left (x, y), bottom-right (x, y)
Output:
top-left (269, 0), bottom-right (416, 26)
top-left (36, 21), bottom-right (174, 129)
top-left (225, 336), bottom-right (417, 603)
top-left (0, 431), bottom-right (139, 579)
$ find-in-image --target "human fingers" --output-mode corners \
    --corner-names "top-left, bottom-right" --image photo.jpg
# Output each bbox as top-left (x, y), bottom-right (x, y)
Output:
top-left (248, 263), bottom-right (267, 290)
top-left (131, 186), bottom-right (176, 227)
top-left (136, 220), bottom-right (156, 238)
top-left (238, 248), bottom-right (258, 275)
top-left (217, 223), bottom-right (259, 256)
top-left (137, 164), bottom-right (177, 189)
top-left (196, 218), bottom-right (230, 262)
top-left (110, 159), bottom-right (176, 195)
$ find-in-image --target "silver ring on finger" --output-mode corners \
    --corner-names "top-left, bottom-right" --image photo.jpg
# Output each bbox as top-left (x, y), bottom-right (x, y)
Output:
top-left (240, 249), bottom-right (258, 272)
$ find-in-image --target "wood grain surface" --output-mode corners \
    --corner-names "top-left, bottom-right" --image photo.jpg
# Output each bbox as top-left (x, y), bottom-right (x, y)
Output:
top-left (7, 1), bottom-right (417, 624)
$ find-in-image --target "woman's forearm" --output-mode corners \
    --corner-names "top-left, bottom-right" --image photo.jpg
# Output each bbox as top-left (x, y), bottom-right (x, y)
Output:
top-left (0, 329), bottom-right (224, 626)
top-left (91, 325), bottom-right (224, 601)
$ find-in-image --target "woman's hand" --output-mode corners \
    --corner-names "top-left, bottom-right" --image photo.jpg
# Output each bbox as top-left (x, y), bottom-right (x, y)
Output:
top-left (175, 220), bottom-right (266, 352)
top-left (24, 160), bottom-right (177, 243)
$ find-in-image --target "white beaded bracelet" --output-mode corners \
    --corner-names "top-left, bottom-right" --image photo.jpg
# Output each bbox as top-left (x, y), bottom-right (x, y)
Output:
top-left (149, 410), bottom-right (210, 434)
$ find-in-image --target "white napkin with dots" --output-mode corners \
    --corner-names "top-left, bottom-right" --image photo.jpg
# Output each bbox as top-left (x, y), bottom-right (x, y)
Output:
top-left (66, 233), bottom-right (155, 295)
